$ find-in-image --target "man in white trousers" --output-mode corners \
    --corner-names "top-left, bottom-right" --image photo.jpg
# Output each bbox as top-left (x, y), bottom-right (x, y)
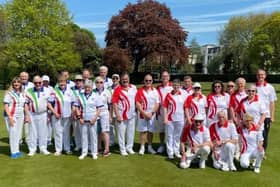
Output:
top-left (209, 111), bottom-right (238, 171)
top-left (238, 113), bottom-right (264, 173)
top-left (112, 73), bottom-right (137, 156)
top-left (25, 76), bottom-right (52, 156)
top-left (180, 113), bottom-right (211, 169)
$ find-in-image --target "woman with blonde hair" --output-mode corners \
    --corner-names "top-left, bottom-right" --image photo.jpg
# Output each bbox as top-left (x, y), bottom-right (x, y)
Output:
top-left (3, 77), bottom-right (30, 158)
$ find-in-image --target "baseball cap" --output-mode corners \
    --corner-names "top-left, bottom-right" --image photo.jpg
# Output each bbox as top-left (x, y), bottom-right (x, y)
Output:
top-left (74, 74), bottom-right (83, 80)
top-left (193, 82), bottom-right (201, 88)
top-left (112, 74), bottom-right (120, 79)
top-left (194, 113), bottom-right (204, 121)
top-left (42, 75), bottom-right (50, 82)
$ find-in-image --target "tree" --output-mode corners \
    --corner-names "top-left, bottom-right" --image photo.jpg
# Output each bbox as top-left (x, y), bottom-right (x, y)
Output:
top-left (72, 24), bottom-right (102, 73)
top-left (1, 0), bottom-right (80, 80)
top-left (0, 6), bottom-right (7, 46)
top-left (105, 0), bottom-right (188, 73)
top-left (219, 14), bottom-right (268, 73)
top-left (188, 38), bottom-right (202, 64)
top-left (249, 12), bottom-right (280, 73)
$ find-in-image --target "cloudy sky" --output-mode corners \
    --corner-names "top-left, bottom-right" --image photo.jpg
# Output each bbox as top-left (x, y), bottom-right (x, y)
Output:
top-left (1, 0), bottom-right (280, 47)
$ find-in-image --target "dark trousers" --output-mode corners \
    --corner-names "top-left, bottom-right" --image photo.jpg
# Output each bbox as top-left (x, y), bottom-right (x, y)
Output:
top-left (263, 118), bottom-right (271, 151)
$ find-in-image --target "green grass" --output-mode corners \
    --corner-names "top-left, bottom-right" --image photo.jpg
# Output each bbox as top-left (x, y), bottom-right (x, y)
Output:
top-left (0, 83), bottom-right (280, 187)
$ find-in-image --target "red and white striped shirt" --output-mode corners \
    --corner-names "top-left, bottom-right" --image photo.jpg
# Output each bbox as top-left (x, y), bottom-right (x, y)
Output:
top-left (209, 120), bottom-right (238, 142)
top-left (163, 90), bottom-right (186, 122)
top-left (181, 124), bottom-right (210, 147)
top-left (111, 84), bottom-right (137, 120)
top-left (3, 90), bottom-right (26, 117)
top-left (207, 93), bottom-right (230, 123)
top-left (184, 94), bottom-right (207, 120)
top-left (229, 91), bottom-right (247, 113)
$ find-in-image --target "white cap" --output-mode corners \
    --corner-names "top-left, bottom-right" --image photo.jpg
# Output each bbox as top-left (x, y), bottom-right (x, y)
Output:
top-left (74, 74), bottom-right (83, 80)
top-left (42, 75), bottom-right (50, 82)
top-left (193, 82), bottom-right (201, 88)
top-left (194, 113), bottom-right (204, 121)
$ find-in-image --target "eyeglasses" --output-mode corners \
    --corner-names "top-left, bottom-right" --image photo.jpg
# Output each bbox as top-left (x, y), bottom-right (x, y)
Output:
top-left (227, 85), bottom-right (234, 88)
top-left (96, 81), bottom-right (103, 84)
top-left (34, 82), bottom-right (41, 85)
top-left (112, 77), bottom-right (119, 80)
top-left (145, 80), bottom-right (152, 83)
top-left (195, 120), bottom-right (203, 124)
top-left (247, 90), bottom-right (256, 93)
top-left (214, 85), bottom-right (221, 88)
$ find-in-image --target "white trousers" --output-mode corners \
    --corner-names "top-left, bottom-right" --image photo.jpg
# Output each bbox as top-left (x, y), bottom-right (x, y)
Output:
top-left (73, 120), bottom-right (81, 149)
top-left (240, 149), bottom-right (264, 168)
top-left (80, 122), bottom-right (98, 155)
top-left (166, 121), bottom-right (184, 156)
top-left (5, 116), bottom-right (24, 154)
top-left (117, 118), bottom-right (135, 152)
top-left (212, 143), bottom-right (236, 168)
top-left (28, 112), bottom-right (48, 152)
top-left (186, 146), bottom-right (211, 162)
top-left (52, 116), bottom-right (71, 152)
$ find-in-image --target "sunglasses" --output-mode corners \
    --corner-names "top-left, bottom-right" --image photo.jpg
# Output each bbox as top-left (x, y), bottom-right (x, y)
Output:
top-left (112, 77), bottom-right (119, 80)
top-left (96, 81), bottom-right (103, 84)
top-left (75, 79), bottom-right (83, 82)
top-left (195, 120), bottom-right (203, 124)
top-left (194, 87), bottom-right (200, 90)
top-left (247, 90), bottom-right (256, 93)
top-left (227, 85), bottom-right (234, 88)
top-left (214, 85), bottom-right (221, 88)
top-left (34, 82), bottom-right (41, 84)
top-left (145, 80), bottom-right (152, 83)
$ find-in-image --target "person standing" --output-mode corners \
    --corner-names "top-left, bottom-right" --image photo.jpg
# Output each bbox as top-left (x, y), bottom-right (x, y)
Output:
top-left (206, 80), bottom-right (230, 127)
top-left (181, 76), bottom-right (193, 96)
top-left (3, 77), bottom-right (29, 158)
top-left (82, 68), bottom-right (92, 85)
top-left (156, 71), bottom-right (173, 154)
top-left (93, 66), bottom-right (113, 89)
top-left (180, 113), bottom-right (211, 169)
top-left (255, 69), bottom-right (277, 155)
top-left (163, 79), bottom-right (186, 159)
top-left (184, 82), bottom-right (207, 125)
top-left (112, 73), bottom-right (137, 156)
top-left (77, 81), bottom-right (102, 160)
top-left (226, 81), bottom-right (236, 95)
top-left (136, 73), bottom-right (160, 155)
top-left (48, 76), bottom-right (76, 155)
top-left (209, 111), bottom-right (238, 171)
top-left (25, 76), bottom-right (52, 156)
top-left (238, 113), bottom-right (264, 173)
top-left (60, 70), bottom-right (75, 89)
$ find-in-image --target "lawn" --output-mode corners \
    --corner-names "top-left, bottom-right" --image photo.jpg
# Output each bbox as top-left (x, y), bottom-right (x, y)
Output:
top-left (0, 83), bottom-right (280, 187)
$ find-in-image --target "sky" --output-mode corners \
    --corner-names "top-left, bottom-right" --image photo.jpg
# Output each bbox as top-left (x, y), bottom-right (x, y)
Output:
top-left (1, 0), bottom-right (280, 47)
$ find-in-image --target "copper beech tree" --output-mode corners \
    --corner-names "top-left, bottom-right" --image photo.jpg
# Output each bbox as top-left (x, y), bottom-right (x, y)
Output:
top-left (104, 0), bottom-right (188, 73)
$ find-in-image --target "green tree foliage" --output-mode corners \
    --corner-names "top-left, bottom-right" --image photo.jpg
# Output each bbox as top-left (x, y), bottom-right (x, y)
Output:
top-left (1, 0), bottom-right (80, 81)
top-left (189, 38), bottom-right (202, 64)
top-left (249, 12), bottom-right (280, 73)
top-left (72, 24), bottom-right (102, 73)
top-left (105, 0), bottom-right (188, 73)
top-left (219, 14), bottom-right (268, 74)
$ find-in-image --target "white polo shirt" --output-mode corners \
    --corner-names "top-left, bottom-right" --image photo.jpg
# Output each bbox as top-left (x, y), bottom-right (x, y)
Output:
top-left (22, 81), bottom-right (34, 91)
top-left (93, 88), bottom-right (111, 114)
top-left (238, 124), bottom-right (263, 154)
top-left (255, 81), bottom-right (277, 117)
top-left (26, 87), bottom-right (52, 113)
top-left (207, 93), bottom-right (230, 122)
top-left (48, 87), bottom-right (76, 118)
top-left (78, 92), bottom-right (103, 121)
top-left (111, 84), bottom-right (137, 120)
top-left (3, 90), bottom-right (27, 117)
top-left (184, 94), bottom-right (207, 120)
top-left (135, 87), bottom-right (160, 119)
top-left (163, 90), bottom-right (186, 122)
top-left (157, 83), bottom-right (173, 105)
top-left (209, 120), bottom-right (238, 142)
top-left (181, 124), bottom-right (210, 147)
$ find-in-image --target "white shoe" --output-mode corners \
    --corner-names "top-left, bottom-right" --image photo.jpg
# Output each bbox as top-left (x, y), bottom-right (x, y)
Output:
top-left (229, 163), bottom-right (237, 171)
top-left (168, 154), bottom-right (174, 159)
top-left (121, 151), bottom-right (128, 156)
top-left (127, 149), bottom-right (135, 155)
top-left (54, 151), bottom-right (61, 156)
top-left (79, 153), bottom-right (87, 160)
top-left (174, 153), bottom-right (182, 158)
top-left (92, 154), bottom-right (98, 160)
top-left (139, 146), bottom-right (145, 155)
top-left (180, 161), bottom-right (187, 169)
top-left (147, 146), bottom-right (156, 154)
top-left (66, 151), bottom-right (73, 155)
top-left (252, 159), bottom-right (256, 167)
top-left (157, 145), bottom-right (165, 154)
top-left (254, 167), bottom-right (260, 174)
top-left (221, 164), bottom-right (230, 172)
top-left (213, 161), bottom-right (222, 169)
top-left (199, 160), bottom-right (206, 169)
top-left (28, 151), bottom-right (36, 157)
top-left (41, 150), bottom-right (50, 155)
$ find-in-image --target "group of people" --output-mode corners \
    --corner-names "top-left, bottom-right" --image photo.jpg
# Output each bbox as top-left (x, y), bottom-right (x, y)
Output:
top-left (3, 66), bottom-right (277, 174)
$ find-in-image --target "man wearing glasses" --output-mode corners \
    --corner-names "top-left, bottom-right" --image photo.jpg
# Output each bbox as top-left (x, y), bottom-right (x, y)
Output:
top-left (25, 76), bottom-right (52, 156)
top-left (136, 73), bottom-right (160, 155)
top-left (180, 113), bottom-right (211, 169)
